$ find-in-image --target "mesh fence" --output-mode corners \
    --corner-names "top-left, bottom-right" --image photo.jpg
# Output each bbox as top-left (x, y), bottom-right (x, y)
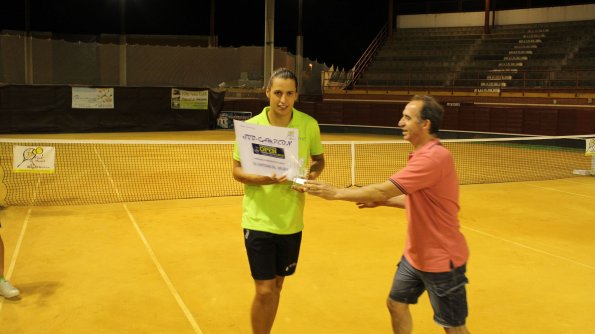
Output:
top-left (1, 135), bottom-right (593, 206)
top-left (0, 33), bottom-right (328, 94)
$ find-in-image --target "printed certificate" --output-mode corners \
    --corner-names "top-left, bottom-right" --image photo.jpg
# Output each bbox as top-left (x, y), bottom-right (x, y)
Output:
top-left (234, 120), bottom-right (301, 180)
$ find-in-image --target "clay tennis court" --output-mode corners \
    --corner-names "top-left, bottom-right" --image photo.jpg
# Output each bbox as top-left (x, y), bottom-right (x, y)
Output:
top-left (0, 130), bottom-right (593, 333)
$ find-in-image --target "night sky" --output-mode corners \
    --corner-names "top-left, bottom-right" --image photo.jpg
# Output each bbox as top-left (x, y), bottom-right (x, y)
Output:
top-left (1, 0), bottom-right (389, 70)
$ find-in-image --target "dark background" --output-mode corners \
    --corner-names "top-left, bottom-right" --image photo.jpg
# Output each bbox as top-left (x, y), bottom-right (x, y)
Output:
top-left (0, 0), bottom-right (388, 70)
top-left (1, 0), bottom-right (593, 69)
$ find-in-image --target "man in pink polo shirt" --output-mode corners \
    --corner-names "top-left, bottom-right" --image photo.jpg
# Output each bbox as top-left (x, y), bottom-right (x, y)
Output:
top-left (305, 95), bottom-right (470, 334)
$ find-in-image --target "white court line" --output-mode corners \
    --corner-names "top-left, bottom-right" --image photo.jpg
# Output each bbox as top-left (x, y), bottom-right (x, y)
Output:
top-left (462, 224), bottom-right (595, 270)
top-left (558, 177), bottom-right (595, 185)
top-left (0, 207), bottom-right (32, 313)
top-left (94, 148), bottom-right (204, 334)
top-left (463, 180), bottom-right (595, 270)
top-left (122, 204), bottom-right (204, 334)
top-left (527, 182), bottom-right (595, 199)
top-left (0, 177), bottom-right (40, 312)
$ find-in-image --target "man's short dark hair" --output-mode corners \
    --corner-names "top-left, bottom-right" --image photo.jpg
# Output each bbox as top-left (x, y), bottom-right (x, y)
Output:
top-left (411, 95), bottom-right (444, 135)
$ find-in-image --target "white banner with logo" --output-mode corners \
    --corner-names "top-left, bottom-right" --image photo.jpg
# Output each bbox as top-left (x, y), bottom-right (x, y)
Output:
top-left (72, 87), bottom-right (114, 109)
top-left (171, 89), bottom-right (208, 110)
top-left (13, 145), bottom-right (56, 173)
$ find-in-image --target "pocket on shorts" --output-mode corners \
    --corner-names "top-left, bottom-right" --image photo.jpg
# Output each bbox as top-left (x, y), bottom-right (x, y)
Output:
top-left (426, 266), bottom-right (468, 297)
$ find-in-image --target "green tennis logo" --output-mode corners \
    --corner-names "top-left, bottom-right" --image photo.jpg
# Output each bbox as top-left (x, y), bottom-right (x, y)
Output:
top-left (17, 146), bottom-right (44, 167)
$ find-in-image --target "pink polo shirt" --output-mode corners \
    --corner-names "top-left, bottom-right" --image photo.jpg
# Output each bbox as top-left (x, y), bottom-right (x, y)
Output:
top-left (389, 140), bottom-right (469, 272)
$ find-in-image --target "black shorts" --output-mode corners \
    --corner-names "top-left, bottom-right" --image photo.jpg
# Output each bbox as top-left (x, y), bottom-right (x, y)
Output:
top-left (243, 229), bottom-right (302, 280)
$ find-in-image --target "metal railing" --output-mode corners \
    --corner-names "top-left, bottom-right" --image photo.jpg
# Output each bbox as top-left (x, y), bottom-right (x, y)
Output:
top-left (344, 24), bottom-right (389, 89)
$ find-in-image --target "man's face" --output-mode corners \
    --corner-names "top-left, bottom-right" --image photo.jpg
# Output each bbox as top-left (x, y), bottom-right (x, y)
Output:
top-left (398, 100), bottom-right (425, 143)
top-left (266, 78), bottom-right (298, 118)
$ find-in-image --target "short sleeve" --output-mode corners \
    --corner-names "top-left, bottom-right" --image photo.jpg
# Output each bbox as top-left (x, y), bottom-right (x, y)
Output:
top-left (308, 120), bottom-right (324, 156)
top-left (390, 154), bottom-right (442, 194)
top-left (233, 141), bottom-right (240, 161)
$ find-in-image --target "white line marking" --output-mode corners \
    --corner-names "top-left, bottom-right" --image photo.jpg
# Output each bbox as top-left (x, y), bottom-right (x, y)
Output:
top-left (463, 179), bottom-right (595, 270)
top-left (0, 177), bottom-right (40, 312)
top-left (560, 178), bottom-right (595, 185)
top-left (94, 148), bottom-right (203, 334)
top-left (462, 224), bottom-right (595, 270)
top-left (122, 203), bottom-right (204, 334)
top-left (527, 183), bottom-right (595, 199)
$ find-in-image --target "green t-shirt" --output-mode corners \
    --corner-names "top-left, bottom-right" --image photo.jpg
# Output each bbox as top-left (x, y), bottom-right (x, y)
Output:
top-left (233, 107), bottom-right (324, 234)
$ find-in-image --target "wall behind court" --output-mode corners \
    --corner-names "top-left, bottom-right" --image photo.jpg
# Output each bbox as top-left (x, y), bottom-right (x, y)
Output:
top-left (396, 4), bottom-right (595, 28)
top-left (0, 40), bottom-right (286, 87)
top-left (0, 85), bottom-right (225, 133)
top-left (0, 35), bottom-right (328, 94)
top-left (222, 99), bottom-right (595, 136)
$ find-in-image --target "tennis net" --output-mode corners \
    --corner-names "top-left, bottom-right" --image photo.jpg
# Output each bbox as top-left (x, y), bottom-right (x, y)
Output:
top-left (1, 135), bottom-right (593, 206)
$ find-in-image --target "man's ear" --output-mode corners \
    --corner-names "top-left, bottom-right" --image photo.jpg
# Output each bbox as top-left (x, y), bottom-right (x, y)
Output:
top-left (422, 119), bottom-right (431, 131)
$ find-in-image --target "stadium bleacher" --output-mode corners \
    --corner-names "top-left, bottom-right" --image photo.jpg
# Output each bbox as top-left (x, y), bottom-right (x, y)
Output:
top-left (356, 20), bottom-right (595, 91)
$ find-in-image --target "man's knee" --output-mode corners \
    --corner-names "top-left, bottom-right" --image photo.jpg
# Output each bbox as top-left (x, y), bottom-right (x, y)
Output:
top-left (386, 298), bottom-right (396, 313)
top-left (387, 298), bottom-right (408, 315)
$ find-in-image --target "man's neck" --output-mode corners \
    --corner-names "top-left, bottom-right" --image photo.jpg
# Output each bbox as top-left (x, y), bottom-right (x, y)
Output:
top-left (411, 135), bottom-right (436, 151)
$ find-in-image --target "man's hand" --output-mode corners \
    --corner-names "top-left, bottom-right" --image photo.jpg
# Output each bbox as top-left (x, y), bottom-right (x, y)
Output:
top-left (356, 202), bottom-right (379, 209)
top-left (304, 180), bottom-right (338, 200)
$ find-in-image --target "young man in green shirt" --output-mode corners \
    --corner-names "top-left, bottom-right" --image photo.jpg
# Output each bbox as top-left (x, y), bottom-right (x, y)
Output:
top-left (233, 68), bottom-right (325, 334)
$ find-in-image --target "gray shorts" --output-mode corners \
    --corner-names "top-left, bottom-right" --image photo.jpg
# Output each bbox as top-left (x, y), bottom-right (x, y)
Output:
top-left (389, 256), bottom-right (469, 327)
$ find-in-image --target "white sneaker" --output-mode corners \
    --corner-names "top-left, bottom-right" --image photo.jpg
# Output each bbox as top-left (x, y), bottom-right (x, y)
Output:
top-left (0, 280), bottom-right (20, 298)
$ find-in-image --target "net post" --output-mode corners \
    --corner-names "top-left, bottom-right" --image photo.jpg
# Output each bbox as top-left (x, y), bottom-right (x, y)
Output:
top-left (0, 164), bottom-right (6, 207)
top-left (351, 142), bottom-right (356, 187)
top-left (573, 137), bottom-right (595, 176)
